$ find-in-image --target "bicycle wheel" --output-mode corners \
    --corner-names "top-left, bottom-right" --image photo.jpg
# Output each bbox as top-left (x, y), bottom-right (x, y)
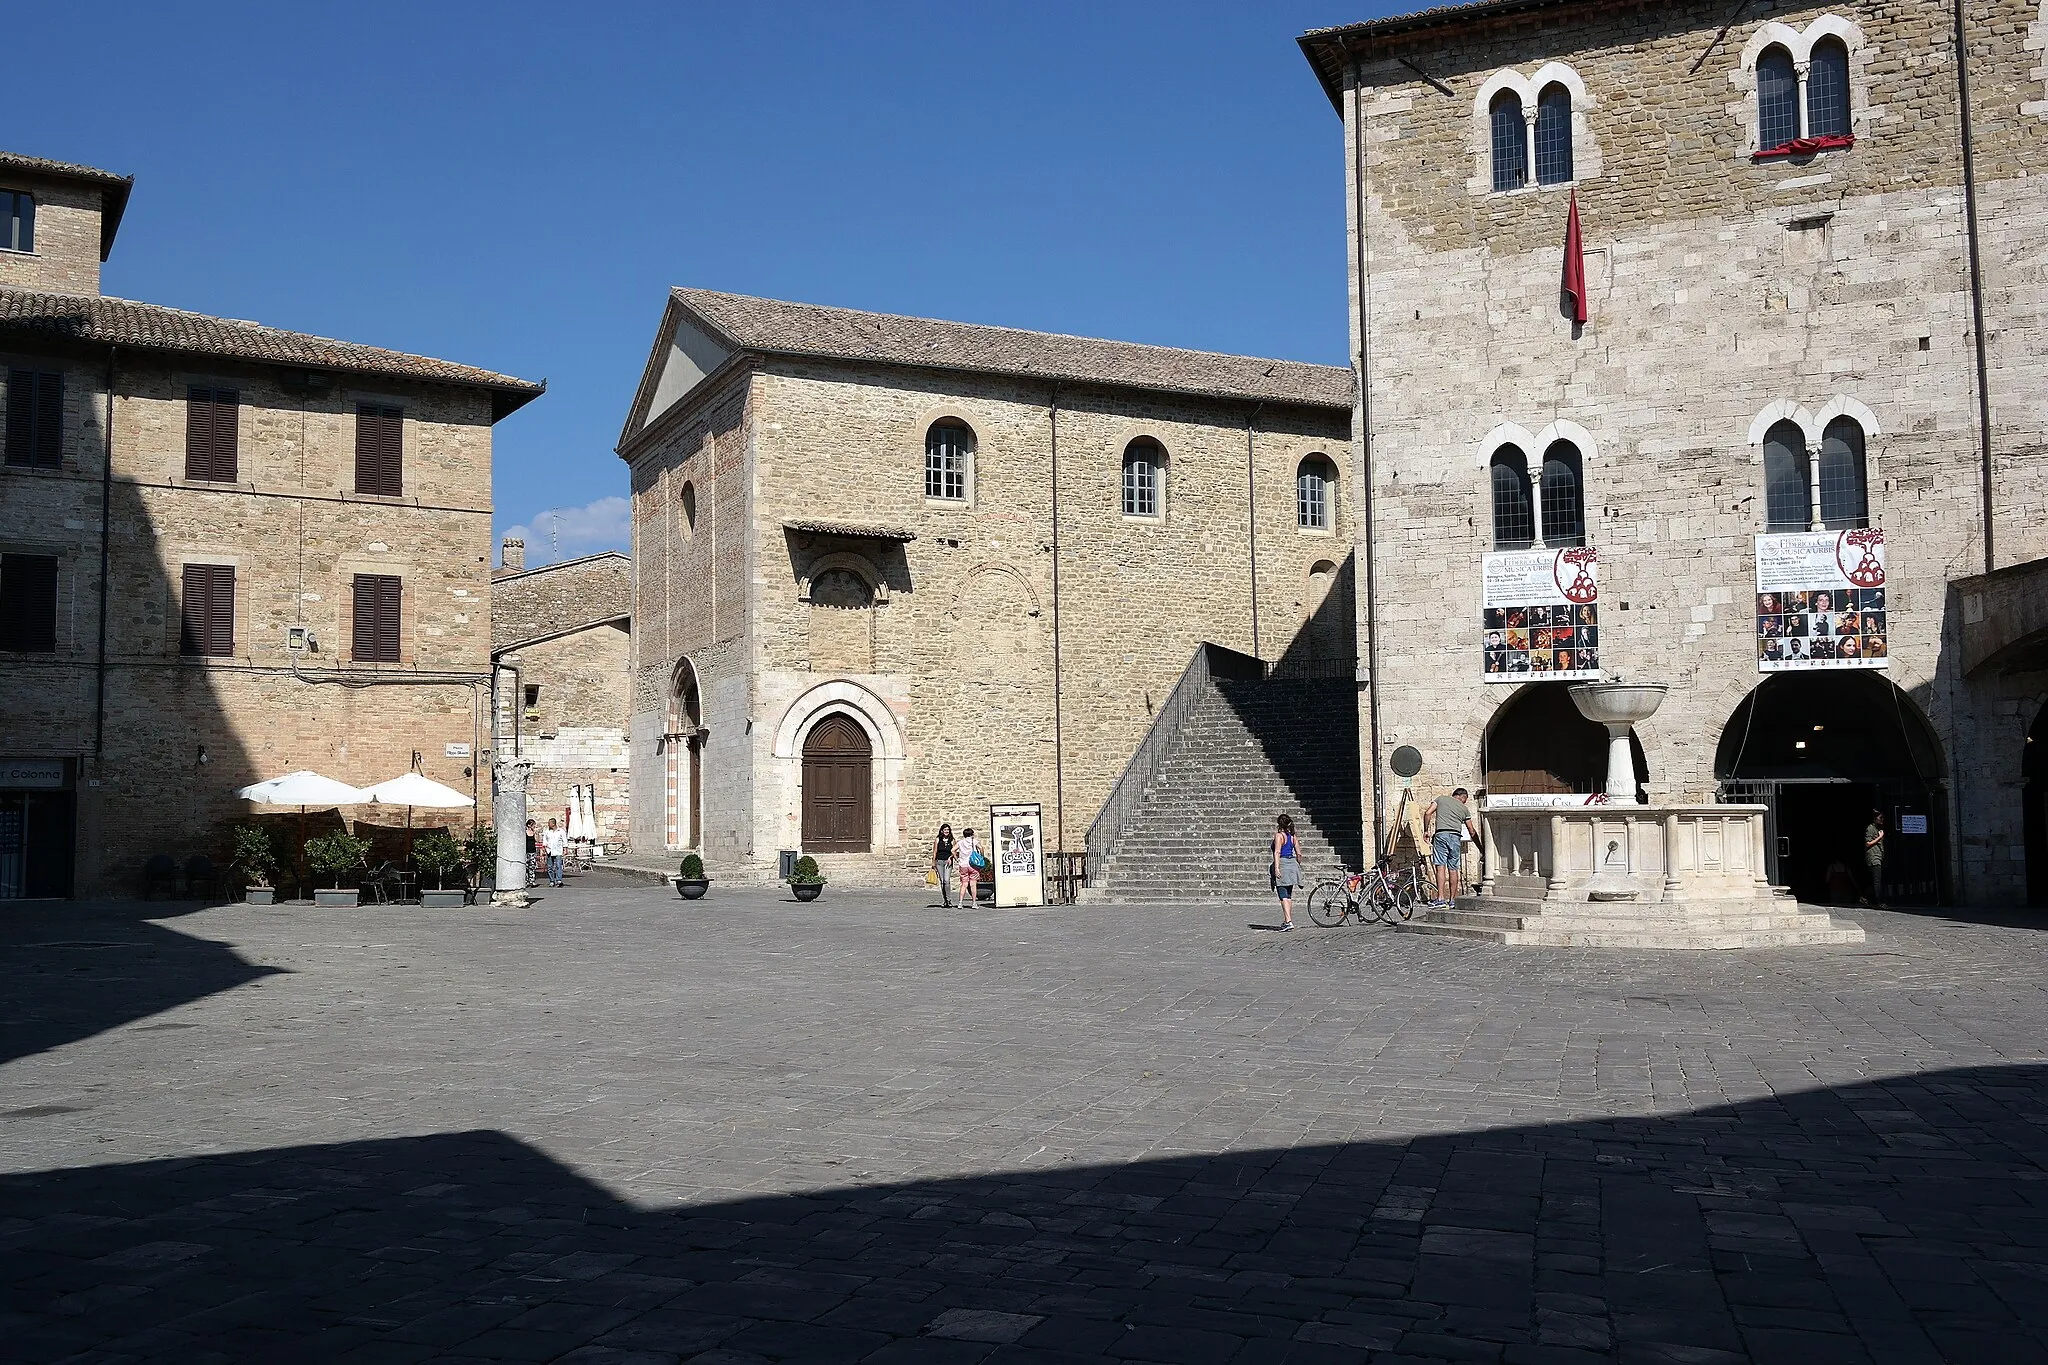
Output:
top-left (1306, 881), bottom-right (1351, 927)
top-left (1392, 876), bottom-right (1420, 921)
top-left (1363, 879), bottom-right (1397, 923)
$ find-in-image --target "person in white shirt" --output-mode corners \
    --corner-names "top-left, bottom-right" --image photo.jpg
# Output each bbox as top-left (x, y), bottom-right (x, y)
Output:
top-left (542, 818), bottom-right (568, 887)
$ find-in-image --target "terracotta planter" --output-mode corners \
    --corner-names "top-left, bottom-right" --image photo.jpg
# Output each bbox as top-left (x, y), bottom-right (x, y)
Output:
top-left (314, 888), bottom-right (359, 907)
top-left (244, 887), bottom-right (276, 905)
top-left (675, 878), bottom-right (711, 900)
top-left (790, 881), bottom-right (824, 902)
top-left (419, 888), bottom-right (467, 909)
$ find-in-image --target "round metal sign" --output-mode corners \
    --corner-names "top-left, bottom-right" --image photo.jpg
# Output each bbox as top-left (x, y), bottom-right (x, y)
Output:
top-left (1389, 745), bottom-right (1423, 779)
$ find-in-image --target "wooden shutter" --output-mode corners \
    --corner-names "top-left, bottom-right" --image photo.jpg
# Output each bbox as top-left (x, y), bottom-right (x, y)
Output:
top-left (185, 387), bottom-right (239, 482)
top-left (355, 405), bottom-right (402, 497)
top-left (353, 572), bottom-right (401, 662)
top-left (180, 564), bottom-right (234, 657)
top-left (6, 369), bottom-right (60, 469)
top-left (0, 553), bottom-right (59, 652)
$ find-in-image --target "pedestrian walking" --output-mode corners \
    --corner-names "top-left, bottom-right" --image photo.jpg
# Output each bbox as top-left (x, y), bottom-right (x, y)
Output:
top-left (932, 823), bottom-right (956, 907)
top-left (542, 817), bottom-right (567, 888)
top-left (1271, 814), bottom-right (1301, 930)
top-left (525, 818), bottom-right (540, 882)
top-left (1424, 786), bottom-right (1478, 905)
top-left (1864, 808), bottom-right (1886, 905)
top-left (954, 827), bottom-right (984, 905)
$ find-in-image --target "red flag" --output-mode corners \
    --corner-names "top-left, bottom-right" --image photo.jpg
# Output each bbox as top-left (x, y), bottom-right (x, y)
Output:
top-left (1561, 191), bottom-right (1588, 326)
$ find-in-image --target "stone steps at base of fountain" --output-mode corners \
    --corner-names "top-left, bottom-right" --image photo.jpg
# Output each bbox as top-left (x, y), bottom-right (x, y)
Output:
top-left (1400, 901), bottom-right (1865, 949)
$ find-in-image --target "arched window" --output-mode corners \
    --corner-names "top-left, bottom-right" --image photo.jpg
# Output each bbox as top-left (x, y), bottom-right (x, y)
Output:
top-left (1756, 46), bottom-right (1800, 150)
top-left (1489, 92), bottom-right (1528, 192)
top-left (1296, 456), bottom-right (1333, 531)
top-left (1817, 416), bottom-right (1868, 528)
top-left (1489, 446), bottom-right (1534, 550)
top-left (1534, 84), bottom-right (1573, 186)
top-left (1763, 419), bottom-right (1812, 532)
top-left (1539, 442), bottom-right (1586, 547)
top-left (1807, 37), bottom-right (1851, 139)
top-left (1121, 438), bottom-right (1163, 519)
top-left (924, 421), bottom-right (973, 502)
top-left (679, 480), bottom-right (696, 538)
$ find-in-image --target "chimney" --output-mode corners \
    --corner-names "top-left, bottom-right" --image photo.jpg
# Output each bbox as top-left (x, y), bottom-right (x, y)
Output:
top-left (502, 537), bottom-right (526, 572)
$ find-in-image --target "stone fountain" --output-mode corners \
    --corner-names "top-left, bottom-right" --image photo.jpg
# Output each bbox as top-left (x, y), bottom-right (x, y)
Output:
top-left (1402, 681), bottom-right (1866, 950)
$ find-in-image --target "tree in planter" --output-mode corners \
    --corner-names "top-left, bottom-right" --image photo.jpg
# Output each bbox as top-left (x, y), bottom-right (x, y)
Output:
top-left (413, 830), bottom-right (465, 890)
top-left (230, 825), bottom-right (283, 890)
top-left (462, 823), bottom-right (496, 890)
top-left (305, 830), bottom-right (373, 889)
top-left (788, 856), bottom-right (824, 885)
top-left (679, 853), bottom-right (706, 880)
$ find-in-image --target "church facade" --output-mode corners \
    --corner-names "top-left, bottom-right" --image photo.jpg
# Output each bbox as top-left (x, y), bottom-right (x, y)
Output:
top-left (1302, 0), bottom-right (2048, 903)
top-left (618, 290), bottom-right (1353, 882)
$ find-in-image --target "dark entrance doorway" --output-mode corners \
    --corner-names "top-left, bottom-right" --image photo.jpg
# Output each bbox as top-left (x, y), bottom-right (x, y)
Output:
top-left (1716, 672), bottom-right (1945, 905)
top-left (802, 714), bottom-right (872, 853)
top-left (0, 787), bottom-right (76, 900)
top-left (1483, 681), bottom-right (1646, 800)
top-left (2027, 704), bottom-right (2048, 906)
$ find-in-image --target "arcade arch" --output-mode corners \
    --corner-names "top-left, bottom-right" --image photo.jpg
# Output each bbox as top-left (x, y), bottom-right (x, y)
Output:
top-left (667, 657), bottom-right (703, 850)
top-left (1482, 681), bottom-right (1646, 801)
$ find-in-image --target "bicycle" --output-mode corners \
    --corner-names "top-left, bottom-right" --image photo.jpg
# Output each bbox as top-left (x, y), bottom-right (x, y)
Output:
top-left (1306, 858), bottom-right (1428, 927)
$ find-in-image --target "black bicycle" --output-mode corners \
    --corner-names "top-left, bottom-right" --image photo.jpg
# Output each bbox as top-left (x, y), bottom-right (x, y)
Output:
top-left (1306, 860), bottom-right (1425, 927)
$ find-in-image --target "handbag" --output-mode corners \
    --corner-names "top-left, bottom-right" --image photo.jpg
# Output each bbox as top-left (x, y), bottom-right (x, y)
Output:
top-left (926, 868), bottom-right (939, 886)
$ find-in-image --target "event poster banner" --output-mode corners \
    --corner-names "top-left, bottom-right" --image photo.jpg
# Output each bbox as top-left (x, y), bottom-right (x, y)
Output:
top-left (1754, 529), bottom-right (1888, 672)
top-left (1482, 546), bottom-right (1600, 682)
top-left (989, 802), bottom-right (1045, 907)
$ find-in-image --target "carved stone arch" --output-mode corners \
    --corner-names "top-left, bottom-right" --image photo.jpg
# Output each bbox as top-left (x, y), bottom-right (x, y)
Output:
top-left (1740, 20), bottom-right (1806, 71)
top-left (1734, 15), bottom-right (1871, 155)
top-left (1529, 61), bottom-right (1592, 107)
top-left (1748, 399), bottom-right (1817, 448)
top-left (916, 405), bottom-right (982, 505)
top-left (1475, 422), bottom-right (1540, 469)
top-left (1534, 420), bottom-right (1598, 468)
top-left (951, 560), bottom-right (1043, 618)
top-left (1470, 69), bottom-right (1536, 194)
top-left (774, 680), bottom-right (904, 761)
top-left (1473, 67), bottom-right (1536, 121)
top-left (798, 550), bottom-right (888, 604)
top-left (1813, 394), bottom-right (1881, 439)
top-left (772, 679), bottom-right (906, 855)
top-left (668, 655), bottom-right (702, 731)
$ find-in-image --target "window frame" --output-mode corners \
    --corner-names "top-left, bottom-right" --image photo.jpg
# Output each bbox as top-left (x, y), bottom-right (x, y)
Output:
top-left (1816, 415), bottom-right (1869, 529)
top-left (0, 552), bottom-right (59, 653)
top-left (1489, 446), bottom-right (1536, 551)
top-left (184, 386), bottom-right (241, 484)
top-left (1763, 419), bottom-right (1813, 533)
top-left (1538, 441), bottom-right (1586, 548)
top-left (1296, 455), bottom-right (1335, 533)
top-left (1534, 83), bottom-right (1574, 186)
top-left (923, 420), bottom-right (974, 504)
top-left (179, 563), bottom-right (237, 659)
top-left (1488, 92), bottom-right (1529, 193)
top-left (1120, 439), bottom-right (1165, 521)
top-left (0, 190), bottom-right (33, 254)
top-left (351, 572), bottom-right (403, 663)
top-left (1756, 45), bottom-right (1801, 151)
top-left (4, 368), bottom-right (64, 469)
top-left (353, 403), bottom-right (404, 498)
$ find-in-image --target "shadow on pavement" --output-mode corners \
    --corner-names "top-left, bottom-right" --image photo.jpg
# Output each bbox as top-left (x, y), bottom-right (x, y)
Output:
top-left (0, 902), bottom-right (285, 1066)
top-left (7, 1063), bottom-right (2048, 1361)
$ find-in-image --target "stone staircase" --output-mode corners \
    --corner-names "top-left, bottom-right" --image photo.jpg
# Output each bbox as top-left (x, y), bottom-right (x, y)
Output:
top-left (1085, 652), bottom-right (1364, 904)
top-left (1402, 897), bottom-right (1864, 949)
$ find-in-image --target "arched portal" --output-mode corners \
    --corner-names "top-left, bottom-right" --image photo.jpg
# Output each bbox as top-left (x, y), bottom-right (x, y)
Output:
top-left (2027, 704), bottom-right (2048, 906)
top-left (1483, 681), bottom-right (1646, 800)
top-left (802, 712), bottom-right (873, 853)
top-left (668, 658), bottom-right (703, 850)
top-left (1715, 672), bottom-right (1946, 905)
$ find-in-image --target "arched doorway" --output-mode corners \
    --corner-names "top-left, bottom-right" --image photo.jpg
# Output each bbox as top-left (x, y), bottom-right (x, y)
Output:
top-left (2028, 704), bottom-right (2048, 906)
top-left (1484, 681), bottom-right (1646, 800)
top-left (802, 713), bottom-right (872, 853)
top-left (1716, 672), bottom-right (1946, 905)
top-left (669, 659), bottom-right (702, 850)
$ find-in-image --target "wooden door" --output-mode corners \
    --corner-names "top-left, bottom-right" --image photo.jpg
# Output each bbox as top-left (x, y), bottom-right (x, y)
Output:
top-left (802, 714), bottom-right (872, 852)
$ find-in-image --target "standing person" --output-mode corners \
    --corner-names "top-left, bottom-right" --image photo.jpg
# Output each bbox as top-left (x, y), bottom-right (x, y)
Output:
top-left (1864, 809), bottom-right (1886, 905)
top-left (1271, 814), bottom-right (1301, 930)
top-left (954, 826), bottom-right (983, 906)
top-left (933, 823), bottom-right (956, 908)
top-left (1424, 787), bottom-right (1479, 906)
top-left (525, 818), bottom-right (540, 882)
top-left (542, 817), bottom-right (567, 888)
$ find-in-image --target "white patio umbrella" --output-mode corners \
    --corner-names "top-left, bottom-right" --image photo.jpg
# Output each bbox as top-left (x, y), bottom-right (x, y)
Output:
top-left (356, 772), bottom-right (477, 865)
top-left (238, 771), bottom-right (368, 894)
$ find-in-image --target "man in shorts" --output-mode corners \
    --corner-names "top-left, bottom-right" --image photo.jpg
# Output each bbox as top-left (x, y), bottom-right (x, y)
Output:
top-left (1423, 786), bottom-right (1478, 906)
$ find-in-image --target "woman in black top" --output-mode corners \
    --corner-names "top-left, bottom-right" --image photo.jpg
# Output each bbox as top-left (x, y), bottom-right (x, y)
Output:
top-left (933, 823), bottom-right (956, 907)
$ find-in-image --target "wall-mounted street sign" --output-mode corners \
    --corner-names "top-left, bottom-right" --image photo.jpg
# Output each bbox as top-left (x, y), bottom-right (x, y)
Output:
top-left (0, 759), bottom-right (66, 789)
top-left (445, 743), bottom-right (472, 758)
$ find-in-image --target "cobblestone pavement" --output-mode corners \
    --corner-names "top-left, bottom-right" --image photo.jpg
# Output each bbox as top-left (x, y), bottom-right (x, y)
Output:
top-left (5, 875), bottom-right (2048, 1363)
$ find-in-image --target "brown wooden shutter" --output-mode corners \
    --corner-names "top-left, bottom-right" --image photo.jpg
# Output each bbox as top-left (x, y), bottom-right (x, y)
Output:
top-left (185, 388), bottom-right (239, 482)
top-left (4, 370), bottom-right (31, 466)
top-left (32, 371), bottom-right (61, 468)
top-left (355, 405), bottom-right (402, 497)
top-left (180, 564), bottom-right (234, 657)
top-left (0, 553), bottom-right (59, 652)
top-left (353, 572), bottom-right (401, 661)
top-left (6, 369), bottom-right (60, 469)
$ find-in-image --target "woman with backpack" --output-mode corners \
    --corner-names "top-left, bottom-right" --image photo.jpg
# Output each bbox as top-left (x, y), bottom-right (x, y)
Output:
top-left (954, 826), bottom-right (986, 906)
top-left (1271, 813), bottom-right (1301, 930)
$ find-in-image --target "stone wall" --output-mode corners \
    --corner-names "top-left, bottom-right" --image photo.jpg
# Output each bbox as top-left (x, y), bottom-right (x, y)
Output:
top-left (500, 623), bottom-right (632, 850)
top-left (0, 176), bottom-right (105, 297)
top-left (491, 552), bottom-right (630, 652)
top-left (1333, 0), bottom-right (2048, 900)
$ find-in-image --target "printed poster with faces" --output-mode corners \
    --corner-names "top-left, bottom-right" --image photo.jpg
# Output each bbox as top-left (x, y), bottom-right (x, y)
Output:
top-left (1481, 546), bottom-right (1601, 682)
top-left (1755, 529), bottom-right (1888, 672)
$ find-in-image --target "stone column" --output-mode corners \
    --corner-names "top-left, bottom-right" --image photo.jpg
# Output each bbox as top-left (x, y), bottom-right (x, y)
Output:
top-left (493, 759), bottom-right (532, 906)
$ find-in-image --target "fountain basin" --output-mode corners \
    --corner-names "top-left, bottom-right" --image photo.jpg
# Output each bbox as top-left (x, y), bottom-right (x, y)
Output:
top-left (1569, 682), bottom-right (1668, 726)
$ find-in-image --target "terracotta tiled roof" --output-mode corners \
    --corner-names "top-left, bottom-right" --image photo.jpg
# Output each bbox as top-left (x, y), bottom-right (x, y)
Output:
top-left (673, 289), bottom-right (1354, 412)
top-left (1298, 0), bottom-right (1584, 109)
top-left (0, 151), bottom-right (135, 258)
top-left (782, 518), bottom-right (918, 542)
top-left (0, 288), bottom-right (544, 419)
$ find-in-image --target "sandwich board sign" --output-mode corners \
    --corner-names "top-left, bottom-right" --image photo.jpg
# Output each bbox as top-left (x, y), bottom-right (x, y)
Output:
top-left (989, 802), bottom-right (1045, 907)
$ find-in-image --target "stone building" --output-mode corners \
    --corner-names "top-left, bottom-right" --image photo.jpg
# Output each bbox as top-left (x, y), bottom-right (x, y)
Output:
top-left (491, 539), bottom-right (631, 850)
top-left (620, 289), bottom-right (1357, 887)
top-left (0, 150), bottom-right (541, 898)
top-left (1299, 0), bottom-right (2048, 904)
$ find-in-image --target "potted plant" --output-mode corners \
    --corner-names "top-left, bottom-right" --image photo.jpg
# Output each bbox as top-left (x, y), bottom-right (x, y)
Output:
top-left (463, 823), bottom-right (496, 894)
top-left (231, 825), bottom-right (282, 904)
top-left (305, 829), bottom-right (372, 906)
top-left (675, 852), bottom-right (712, 900)
top-left (788, 855), bottom-right (826, 902)
top-left (414, 830), bottom-right (467, 908)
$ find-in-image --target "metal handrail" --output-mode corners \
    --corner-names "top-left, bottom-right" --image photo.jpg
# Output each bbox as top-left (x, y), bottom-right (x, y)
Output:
top-left (1083, 643), bottom-right (1264, 878)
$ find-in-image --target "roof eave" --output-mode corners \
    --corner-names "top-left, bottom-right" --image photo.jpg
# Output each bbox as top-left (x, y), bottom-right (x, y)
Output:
top-left (1298, 0), bottom-right (1586, 110)
top-left (98, 178), bottom-right (133, 261)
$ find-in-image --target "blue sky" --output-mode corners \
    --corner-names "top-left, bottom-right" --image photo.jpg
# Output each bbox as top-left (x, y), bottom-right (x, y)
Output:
top-left (13, 1), bottom-right (1402, 562)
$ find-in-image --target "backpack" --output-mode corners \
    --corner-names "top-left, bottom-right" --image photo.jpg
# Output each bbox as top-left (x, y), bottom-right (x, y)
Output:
top-left (970, 845), bottom-right (989, 871)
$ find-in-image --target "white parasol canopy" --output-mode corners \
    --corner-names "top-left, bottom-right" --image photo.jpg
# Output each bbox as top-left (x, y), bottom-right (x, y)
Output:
top-left (357, 772), bottom-right (476, 809)
top-left (237, 770), bottom-right (367, 806)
